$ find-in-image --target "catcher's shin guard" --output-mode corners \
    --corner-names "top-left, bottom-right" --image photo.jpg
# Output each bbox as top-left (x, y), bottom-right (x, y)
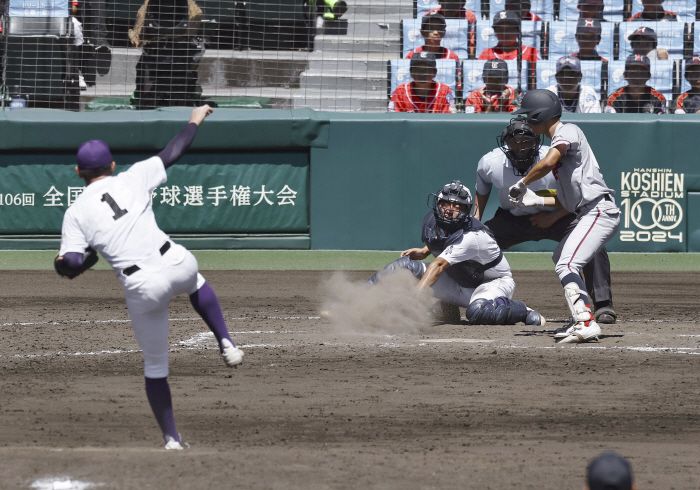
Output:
top-left (563, 282), bottom-right (593, 323)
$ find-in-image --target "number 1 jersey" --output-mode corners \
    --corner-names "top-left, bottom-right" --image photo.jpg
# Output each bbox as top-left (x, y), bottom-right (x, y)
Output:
top-left (59, 157), bottom-right (170, 270)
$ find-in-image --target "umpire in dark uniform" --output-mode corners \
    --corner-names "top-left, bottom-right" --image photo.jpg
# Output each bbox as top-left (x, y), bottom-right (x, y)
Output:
top-left (471, 117), bottom-right (616, 323)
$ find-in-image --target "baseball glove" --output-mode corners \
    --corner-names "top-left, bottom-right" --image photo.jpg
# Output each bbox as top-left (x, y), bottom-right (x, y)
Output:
top-left (54, 247), bottom-right (99, 279)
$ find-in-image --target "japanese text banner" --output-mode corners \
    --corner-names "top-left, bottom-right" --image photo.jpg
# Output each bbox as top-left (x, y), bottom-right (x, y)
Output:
top-left (0, 151), bottom-right (309, 234)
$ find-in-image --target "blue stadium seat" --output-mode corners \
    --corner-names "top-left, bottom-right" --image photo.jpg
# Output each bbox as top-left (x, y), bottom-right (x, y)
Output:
top-left (618, 21), bottom-right (686, 60)
top-left (558, 0), bottom-right (624, 23)
top-left (462, 59), bottom-right (526, 94)
top-left (489, 0), bottom-right (554, 22)
top-left (607, 59), bottom-right (674, 101)
top-left (694, 22), bottom-right (700, 54)
top-left (629, 0), bottom-right (694, 23)
top-left (389, 59), bottom-right (458, 95)
top-left (534, 59), bottom-right (603, 95)
top-left (548, 20), bottom-right (615, 62)
top-left (402, 19), bottom-right (471, 58)
top-left (473, 19), bottom-right (542, 59)
top-left (416, 0), bottom-right (483, 19)
top-left (680, 59), bottom-right (694, 93)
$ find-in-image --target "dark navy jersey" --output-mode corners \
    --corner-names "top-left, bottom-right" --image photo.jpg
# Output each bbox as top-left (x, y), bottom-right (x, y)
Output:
top-left (421, 212), bottom-right (504, 288)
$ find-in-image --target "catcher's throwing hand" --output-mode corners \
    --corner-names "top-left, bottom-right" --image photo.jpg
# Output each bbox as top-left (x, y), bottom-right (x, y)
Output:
top-left (508, 178), bottom-right (528, 201)
top-left (189, 105), bottom-right (213, 126)
top-left (400, 246), bottom-right (430, 261)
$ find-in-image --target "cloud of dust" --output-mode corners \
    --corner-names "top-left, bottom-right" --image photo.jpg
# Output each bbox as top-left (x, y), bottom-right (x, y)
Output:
top-left (319, 270), bottom-right (435, 335)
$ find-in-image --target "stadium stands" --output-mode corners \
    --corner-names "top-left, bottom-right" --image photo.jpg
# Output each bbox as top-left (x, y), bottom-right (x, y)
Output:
top-left (402, 18), bottom-right (471, 58)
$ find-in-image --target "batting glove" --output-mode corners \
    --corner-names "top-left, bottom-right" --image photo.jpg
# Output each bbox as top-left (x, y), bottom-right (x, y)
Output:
top-left (519, 188), bottom-right (546, 207)
top-left (508, 178), bottom-right (528, 202)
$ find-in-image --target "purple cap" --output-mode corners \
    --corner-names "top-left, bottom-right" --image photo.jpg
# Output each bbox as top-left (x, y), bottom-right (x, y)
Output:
top-left (76, 140), bottom-right (113, 170)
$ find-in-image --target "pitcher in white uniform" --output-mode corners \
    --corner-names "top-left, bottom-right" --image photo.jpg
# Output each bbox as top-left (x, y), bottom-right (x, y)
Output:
top-left (509, 89), bottom-right (621, 343)
top-left (54, 105), bottom-right (244, 449)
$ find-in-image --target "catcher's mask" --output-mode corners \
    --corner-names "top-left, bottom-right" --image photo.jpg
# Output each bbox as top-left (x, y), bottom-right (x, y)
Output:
top-left (497, 116), bottom-right (542, 176)
top-left (428, 180), bottom-right (473, 234)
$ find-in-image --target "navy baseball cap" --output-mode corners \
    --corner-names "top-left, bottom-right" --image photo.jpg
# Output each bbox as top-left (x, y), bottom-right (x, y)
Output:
top-left (493, 10), bottom-right (521, 25)
top-left (625, 54), bottom-right (651, 70)
top-left (578, 0), bottom-right (604, 5)
top-left (629, 26), bottom-right (657, 42)
top-left (421, 12), bottom-right (446, 31)
top-left (483, 59), bottom-right (509, 79)
top-left (586, 451), bottom-right (634, 490)
top-left (410, 51), bottom-right (437, 69)
top-left (77, 140), bottom-right (113, 170)
top-left (576, 18), bottom-right (602, 35)
top-left (556, 55), bottom-right (582, 73)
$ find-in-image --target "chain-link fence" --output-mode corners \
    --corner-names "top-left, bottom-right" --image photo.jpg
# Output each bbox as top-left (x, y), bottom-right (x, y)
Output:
top-left (1, 0), bottom-right (698, 112)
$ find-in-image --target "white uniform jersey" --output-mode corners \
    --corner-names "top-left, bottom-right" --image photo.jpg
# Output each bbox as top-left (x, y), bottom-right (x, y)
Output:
top-left (437, 227), bottom-right (512, 282)
top-left (545, 84), bottom-right (602, 114)
top-left (476, 146), bottom-right (559, 216)
top-left (550, 122), bottom-right (615, 213)
top-left (59, 157), bottom-right (170, 271)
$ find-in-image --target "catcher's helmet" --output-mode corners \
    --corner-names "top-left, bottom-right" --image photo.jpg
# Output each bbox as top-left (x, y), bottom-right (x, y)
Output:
top-left (429, 181), bottom-right (473, 233)
top-left (497, 116), bottom-right (542, 176)
top-left (513, 89), bottom-right (562, 126)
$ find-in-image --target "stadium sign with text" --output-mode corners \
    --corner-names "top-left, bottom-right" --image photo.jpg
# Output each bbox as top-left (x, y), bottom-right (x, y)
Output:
top-left (618, 168), bottom-right (685, 251)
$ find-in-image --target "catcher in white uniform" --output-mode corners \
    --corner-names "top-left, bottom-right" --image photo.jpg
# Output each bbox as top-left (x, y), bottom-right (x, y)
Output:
top-left (367, 181), bottom-right (545, 327)
top-left (54, 105), bottom-right (244, 449)
top-left (509, 89), bottom-right (621, 343)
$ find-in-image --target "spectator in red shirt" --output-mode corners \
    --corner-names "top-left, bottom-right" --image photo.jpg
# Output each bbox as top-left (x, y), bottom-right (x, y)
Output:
top-left (572, 18), bottom-right (608, 61)
top-left (426, 0), bottom-right (477, 23)
top-left (478, 10), bottom-right (539, 61)
top-left (389, 52), bottom-right (457, 113)
top-left (505, 0), bottom-right (542, 21)
top-left (405, 13), bottom-right (460, 61)
top-left (465, 59), bottom-right (518, 113)
top-left (628, 0), bottom-right (678, 21)
top-left (674, 55), bottom-right (700, 114)
top-left (606, 54), bottom-right (666, 114)
top-left (578, 0), bottom-right (606, 21)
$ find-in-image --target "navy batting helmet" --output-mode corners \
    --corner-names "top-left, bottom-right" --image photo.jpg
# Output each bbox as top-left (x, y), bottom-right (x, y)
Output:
top-left (497, 116), bottom-right (542, 175)
top-left (429, 181), bottom-right (473, 233)
top-left (513, 89), bottom-right (562, 126)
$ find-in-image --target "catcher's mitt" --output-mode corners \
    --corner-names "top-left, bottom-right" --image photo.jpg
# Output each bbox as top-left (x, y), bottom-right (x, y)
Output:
top-left (54, 247), bottom-right (99, 279)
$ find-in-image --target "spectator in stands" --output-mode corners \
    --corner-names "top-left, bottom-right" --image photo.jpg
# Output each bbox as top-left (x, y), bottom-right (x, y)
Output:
top-left (628, 0), bottom-right (678, 21)
top-left (464, 59), bottom-right (517, 113)
top-left (426, 0), bottom-right (477, 23)
top-left (573, 18), bottom-right (608, 61)
top-left (586, 451), bottom-right (638, 490)
top-left (478, 11), bottom-right (539, 61)
top-left (606, 54), bottom-right (666, 113)
top-left (405, 13), bottom-right (459, 61)
top-left (674, 55), bottom-right (700, 114)
top-left (505, 0), bottom-right (542, 21)
top-left (546, 56), bottom-right (601, 113)
top-left (577, 0), bottom-right (606, 22)
top-left (628, 26), bottom-right (668, 60)
top-left (389, 52), bottom-right (457, 113)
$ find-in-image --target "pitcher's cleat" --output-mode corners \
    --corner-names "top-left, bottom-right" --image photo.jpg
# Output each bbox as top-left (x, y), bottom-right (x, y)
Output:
top-left (220, 338), bottom-right (244, 368)
top-left (525, 308), bottom-right (546, 326)
top-left (556, 320), bottom-right (601, 344)
top-left (164, 436), bottom-right (187, 450)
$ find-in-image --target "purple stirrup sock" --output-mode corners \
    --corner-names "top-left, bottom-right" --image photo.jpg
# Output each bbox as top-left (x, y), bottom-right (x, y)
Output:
top-left (145, 377), bottom-right (179, 442)
top-left (189, 282), bottom-right (233, 349)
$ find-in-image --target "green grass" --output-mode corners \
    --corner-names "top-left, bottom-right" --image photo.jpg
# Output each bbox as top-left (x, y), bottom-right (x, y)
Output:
top-left (3, 251), bottom-right (700, 271)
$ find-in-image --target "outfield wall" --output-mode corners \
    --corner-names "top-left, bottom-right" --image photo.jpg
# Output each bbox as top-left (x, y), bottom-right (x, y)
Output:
top-left (0, 109), bottom-right (698, 252)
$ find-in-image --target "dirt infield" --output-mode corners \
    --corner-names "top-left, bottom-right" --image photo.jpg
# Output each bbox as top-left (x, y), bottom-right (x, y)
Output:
top-left (1, 269), bottom-right (700, 490)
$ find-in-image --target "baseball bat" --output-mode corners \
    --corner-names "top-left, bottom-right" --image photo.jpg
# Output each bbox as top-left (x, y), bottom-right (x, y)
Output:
top-left (509, 188), bottom-right (520, 198)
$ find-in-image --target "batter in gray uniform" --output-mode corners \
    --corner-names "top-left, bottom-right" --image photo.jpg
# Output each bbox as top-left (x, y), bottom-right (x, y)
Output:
top-left (472, 117), bottom-right (616, 324)
top-left (509, 90), bottom-right (621, 343)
